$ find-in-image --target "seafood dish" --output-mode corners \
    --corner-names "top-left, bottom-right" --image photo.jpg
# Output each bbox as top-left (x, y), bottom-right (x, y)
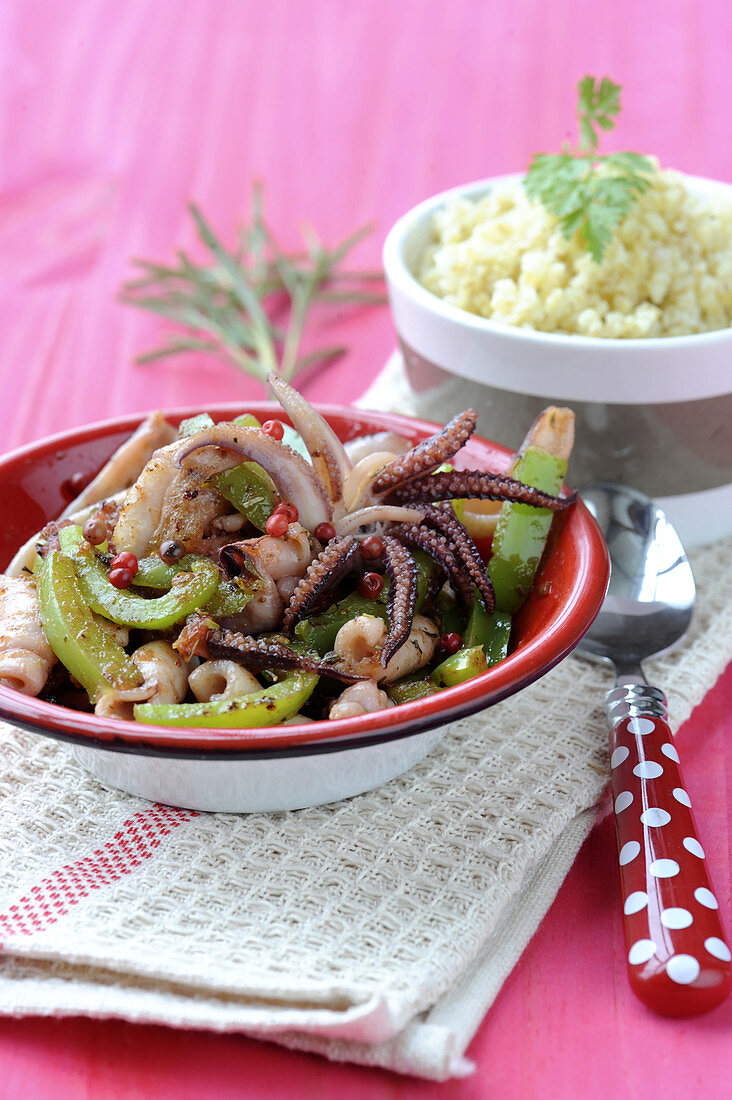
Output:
top-left (0, 375), bottom-right (575, 728)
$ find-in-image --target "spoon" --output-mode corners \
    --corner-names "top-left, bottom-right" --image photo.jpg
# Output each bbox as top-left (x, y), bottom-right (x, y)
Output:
top-left (577, 483), bottom-right (730, 1016)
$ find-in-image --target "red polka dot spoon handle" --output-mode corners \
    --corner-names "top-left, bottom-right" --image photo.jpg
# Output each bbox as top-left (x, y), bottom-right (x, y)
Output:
top-left (577, 484), bottom-right (730, 1017)
top-left (607, 687), bottom-right (731, 1016)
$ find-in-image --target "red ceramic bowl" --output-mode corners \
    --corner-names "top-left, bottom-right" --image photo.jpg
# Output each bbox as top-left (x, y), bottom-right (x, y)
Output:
top-left (0, 404), bottom-right (609, 811)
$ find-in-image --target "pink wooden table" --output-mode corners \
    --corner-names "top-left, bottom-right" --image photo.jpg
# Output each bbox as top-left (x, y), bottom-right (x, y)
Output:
top-left (1, 1), bottom-right (730, 1094)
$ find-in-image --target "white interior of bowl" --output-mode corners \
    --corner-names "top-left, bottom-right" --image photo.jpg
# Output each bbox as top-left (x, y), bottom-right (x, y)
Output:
top-left (383, 173), bottom-right (732, 404)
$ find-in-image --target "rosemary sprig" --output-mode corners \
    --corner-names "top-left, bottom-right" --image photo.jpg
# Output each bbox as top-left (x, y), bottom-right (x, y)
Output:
top-left (524, 76), bottom-right (656, 262)
top-left (121, 184), bottom-right (386, 383)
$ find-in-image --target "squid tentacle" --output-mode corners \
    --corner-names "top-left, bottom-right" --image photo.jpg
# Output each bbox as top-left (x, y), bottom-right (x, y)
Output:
top-left (389, 523), bottom-right (474, 610)
top-left (423, 504), bottom-right (496, 614)
top-left (382, 469), bottom-right (573, 511)
top-left (282, 536), bottom-right (360, 635)
top-left (208, 631), bottom-right (365, 683)
top-left (371, 409), bottom-right (478, 494)
top-left (380, 536), bottom-right (418, 667)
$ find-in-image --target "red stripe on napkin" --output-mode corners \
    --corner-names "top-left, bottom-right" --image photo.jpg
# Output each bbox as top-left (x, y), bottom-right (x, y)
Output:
top-left (0, 804), bottom-right (197, 940)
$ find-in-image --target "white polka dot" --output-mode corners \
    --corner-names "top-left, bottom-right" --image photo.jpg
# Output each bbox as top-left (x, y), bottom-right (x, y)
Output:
top-left (661, 907), bottom-right (693, 929)
top-left (640, 807), bottom-right (671, 827)
top-left (615, 791), bottom-right (634, 813)
top-left (695, 887), bottom-right (718, 909)
top-left (667, 954), bottom-right (700, 985)
top-left (661, 743), bottom-right (680, 763)
top-left (627, 717), bottom-right (656, 735)
top-left (619, 841), bottom-right (641, 866)
top-left (673, 788), bottom-right (692, 808)
top-left (624, 891), bottom-right (649, 915)
top-left (704, 937), bottom-right (731, 963)
top-left (650, 858), bottom-right (680, 878)
top-left (683, 837), bottom-right (705, 859)
top-left (611, 746), bottom-right (630, 769)
top-left (633, 761), bottom-right (664, 779)
top-left (628, 939), bottom-right (657, 965)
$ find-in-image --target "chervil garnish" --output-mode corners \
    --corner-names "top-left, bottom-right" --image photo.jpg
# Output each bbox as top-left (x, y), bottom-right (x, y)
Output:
top-left (524, 76), bottom-right (656, 263)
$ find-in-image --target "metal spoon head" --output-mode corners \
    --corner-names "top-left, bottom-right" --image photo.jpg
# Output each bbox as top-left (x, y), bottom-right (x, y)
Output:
top-left (576, 483), bottom-right (695, 669)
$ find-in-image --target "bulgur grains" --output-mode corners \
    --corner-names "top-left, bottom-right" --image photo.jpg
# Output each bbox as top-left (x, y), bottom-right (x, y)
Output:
top-left (418, 171), bottom-right (732, 338)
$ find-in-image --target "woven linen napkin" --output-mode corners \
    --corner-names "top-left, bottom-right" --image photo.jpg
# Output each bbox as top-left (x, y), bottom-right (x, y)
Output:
top-left (1, 360), bottom-right (731, 1081)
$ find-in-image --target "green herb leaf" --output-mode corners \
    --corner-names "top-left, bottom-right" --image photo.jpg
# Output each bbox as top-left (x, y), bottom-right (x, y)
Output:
top-left (523, 77), bottom-right (656, 262)
top-left (120, 186), bottom-right (386, 385)
top-left (577, 76), bottom-right (622, 152)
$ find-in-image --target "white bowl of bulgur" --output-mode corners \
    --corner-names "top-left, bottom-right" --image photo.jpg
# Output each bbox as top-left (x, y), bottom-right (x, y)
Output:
top-left (383, 172), bottom-right (732, 546)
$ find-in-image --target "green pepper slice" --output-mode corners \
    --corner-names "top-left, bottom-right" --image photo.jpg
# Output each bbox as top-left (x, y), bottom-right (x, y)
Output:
top-left (386, 676), bottom-right (440, 705)
top-left (488, 445), bottom-right (567, 614)
top-left (482, 613), bottom-right (512, 667)
top-left (134, 670), bottom-right (318, 727)
top-left (131, 554), bottom-right (202, 589)
top-left (231, 413), bottom-right (261, 429)
top-left (178, 412), bottom-right (215, 438)
top-left (430, 645), bottom-right (488, 688)
top-left (209, 462), bottom-right (277, 531)
top-left (463, 591), bottom-right (512, 667)
top-left (435, 590), bottom-right (465, 638)
top-left (132, 551), bottom-right (263, 617)
top-left (179, 412), bottom-right (259, 440)
top-left (280, 423), bottom-right (311, 463)
top-left (204, 571), bottom-right (264, 617)
top-left (99, 547), bottom-right (262, 619)
top-left (59, 528), bottom-right (219, 630)
top-left (36, 550), bottom-right (142, 704)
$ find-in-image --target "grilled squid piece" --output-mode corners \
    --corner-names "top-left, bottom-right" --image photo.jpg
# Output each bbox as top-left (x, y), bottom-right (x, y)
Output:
top-left (210, 513), bottom-right (247, 535)
top-left (112, 436), bottom-right (238, 558)
top-left (343, 431), bottom-right (411, 466)
top-left (94, 641), bottom-right (190, 720)
top-left (4, 493), bottom-right (127, 579)
top-left (334, 505), bottom-right (426, 535)
top-left (220, 523), bottom-right (313, 585)
top-left (233, 573), bottom-right (285, 634)
top-left (342, 452), bottom-right (398, 513)
top-left (188, 660), bottom-right (261, 703)
top-left (6, 415), bottom-right (176, 577)
top-left (329, 680), bottom-right (395, 720)
top-left (219, 522), bottom-right (315, 632)
top-left (133, 642), bottom-right (190, 703)
top-left (276, 575), bottom-right (303, 603)
top-left (175, 426), bottom-right (332, 531)
top-left (0, 576), bottom-right (56, 696)
top-left (6, 415), bottom-right (176, 575)
top-left (114, 418), bottom-right (332, 559)
top-left (59, 411), bottom-right (177, 521)
top-left (333, 614), bottom-right (439, 683)
top-left (267, 372), bottom-right (351, 507)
